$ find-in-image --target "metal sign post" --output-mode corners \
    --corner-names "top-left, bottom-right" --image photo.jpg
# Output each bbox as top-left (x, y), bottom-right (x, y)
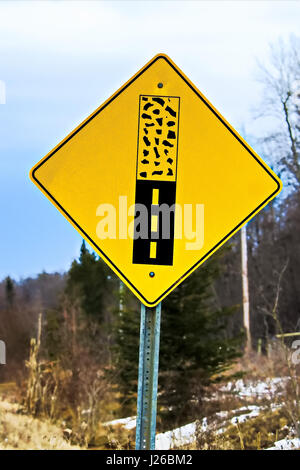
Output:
top-left (136, 302), bottom-right (161, 450)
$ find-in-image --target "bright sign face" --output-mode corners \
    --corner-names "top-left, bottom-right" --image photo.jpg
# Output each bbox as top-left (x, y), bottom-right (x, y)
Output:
top-left (30, 54), bottom-right (282, 307)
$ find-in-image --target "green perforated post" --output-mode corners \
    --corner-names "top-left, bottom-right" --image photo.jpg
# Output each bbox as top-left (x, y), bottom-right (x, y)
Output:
top-left (135, 302), bottom-right (161, 450)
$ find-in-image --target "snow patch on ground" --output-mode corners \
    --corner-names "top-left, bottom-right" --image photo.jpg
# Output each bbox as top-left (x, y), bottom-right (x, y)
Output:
top-left (104, 402), bottom-right (285, 450)
top-left (230, 406), bottom-right (262, 424)
top-left (267, 438), bottom-right (300, 450)
top-left (104, 378), bottom-right (291, 449)
top-left (157, 405), bottom-right (265, 449)
top-left (155, 422), bottom-right (197, 450)
top-left (220, 377), bottom-right (287, 398)
top-left (104, 416), bottom-right (137, 430)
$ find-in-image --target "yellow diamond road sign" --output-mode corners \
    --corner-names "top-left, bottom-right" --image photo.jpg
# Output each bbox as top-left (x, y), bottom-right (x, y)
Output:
top-left (30, 54), bottom-right (282, 307)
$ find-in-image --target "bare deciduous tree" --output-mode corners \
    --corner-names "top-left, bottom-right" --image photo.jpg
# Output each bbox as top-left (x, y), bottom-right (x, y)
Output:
top-left (256, 36), bottom-right (300, 186)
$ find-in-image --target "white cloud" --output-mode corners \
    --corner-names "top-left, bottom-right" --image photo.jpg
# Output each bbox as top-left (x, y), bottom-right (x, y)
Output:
top-left (0, 1), bottom-right (299, 139)
top-left (0, 1), bottom-right (298, 55)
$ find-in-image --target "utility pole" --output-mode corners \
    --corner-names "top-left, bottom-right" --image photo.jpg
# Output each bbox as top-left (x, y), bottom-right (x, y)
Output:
top-left (241, 225), bottom-right (251, 352)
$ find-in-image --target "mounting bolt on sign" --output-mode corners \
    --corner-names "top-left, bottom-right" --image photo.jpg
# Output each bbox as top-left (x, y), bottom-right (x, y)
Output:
top-left (30, 54), bottom-right (282, 450)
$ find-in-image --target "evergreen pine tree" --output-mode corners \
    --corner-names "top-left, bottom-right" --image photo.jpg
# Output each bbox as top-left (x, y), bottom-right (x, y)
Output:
top-left (159, 252), bottom-right (242, 425)
top-left (112, 250), bottom-right (242, 424)
top-left (45, 240), bottom-right (119, 361)
top-left (111, 284), bottom-right (140, 414)
top-left (65, 240), bottom-right (109, 321)
top-left (5, 276), bottom-right (15, 308)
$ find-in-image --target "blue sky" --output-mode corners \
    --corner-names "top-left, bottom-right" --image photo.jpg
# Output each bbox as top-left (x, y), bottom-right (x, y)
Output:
top-left (0, 0), bottom-right (299, 281)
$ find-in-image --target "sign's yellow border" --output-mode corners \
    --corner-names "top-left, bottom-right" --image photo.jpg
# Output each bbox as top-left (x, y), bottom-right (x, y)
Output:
top-left (30, 53), bottom-right (282, 307)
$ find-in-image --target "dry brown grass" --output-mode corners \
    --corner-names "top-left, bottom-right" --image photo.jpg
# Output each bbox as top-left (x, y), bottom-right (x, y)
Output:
top-left (0, 399), bottom-right (81, 450)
